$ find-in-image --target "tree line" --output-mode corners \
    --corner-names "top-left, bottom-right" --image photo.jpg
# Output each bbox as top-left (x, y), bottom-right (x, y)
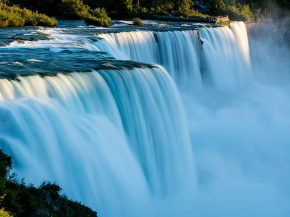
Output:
top-left (1, 0), bottom-right (289, 27)
top-left (3, 0), bottom-right (289, 20)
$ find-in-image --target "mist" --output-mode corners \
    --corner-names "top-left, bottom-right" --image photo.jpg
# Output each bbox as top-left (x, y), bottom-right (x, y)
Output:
top-left (182, 18), bottom-right (290, 217)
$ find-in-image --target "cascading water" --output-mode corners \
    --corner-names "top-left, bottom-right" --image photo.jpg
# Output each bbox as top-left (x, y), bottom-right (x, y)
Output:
top-left (0, 20), bottom-right (290, 217)
top-left (199, 23), bottom-right (252, 89)
top-left (96, 30), bottom-right (203, 89)
top-left (95, 22), bottom-right (251, 90)
top-left (0, 67), bottom-right (195, 216)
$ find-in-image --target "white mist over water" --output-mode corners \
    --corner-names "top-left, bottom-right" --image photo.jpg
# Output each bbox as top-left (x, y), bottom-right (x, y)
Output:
top-left (0, 21), bottom-right (290, 217)
top-left (186, 21), bottom-right (290, 217)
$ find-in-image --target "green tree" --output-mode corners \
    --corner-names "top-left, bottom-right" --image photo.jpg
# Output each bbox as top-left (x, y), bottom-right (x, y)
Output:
top-left (178, 0), bottom-right (192, 16)
top-left (58, 0), bottom-right (90, 19)
top-left (85, 7), bottom-right (111, 27)
top-left (227, 4), bottom-right (240, 19)
top-left (209, 0), bottom-right (227, 15)
top-left (0, 2), bottom-right (56, 27)
top-left (240, 4), bottom-right (253, 21)
top-left (157, 0), bottom-right (174, 13)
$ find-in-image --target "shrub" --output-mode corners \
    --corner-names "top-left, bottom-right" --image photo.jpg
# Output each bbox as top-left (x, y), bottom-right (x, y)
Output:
top-left (91, 7), bottom-right (108, 18)
top-left (189, 10), bottom-right (209, 17)
top-left (35, 13), bottom-right (57, 26)
top-left (133, 17), bottom-right (143, 26)
top-left (0, 2), bottom-right (56, 27)
top-left (0, 8), bottom-right (25, 27)
top-left (227, 4), bottom-right (241, 20)
top-left (178, 0), bottom-right (192, 17)
top-left (84, 8), bottom-right (111, 27)
top-left (0, 209), bottom-right (12, 217)
top-left (84, 15), bottom-right (111, 27)
top-left (140, 7), bottom-right (148, 14)
top-left (239, 4), bottom-right (253, 22)
top-left (226, 4), bottom-right (253, 22)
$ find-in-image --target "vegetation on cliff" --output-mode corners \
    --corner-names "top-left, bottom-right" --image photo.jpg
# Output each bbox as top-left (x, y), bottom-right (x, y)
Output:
top-left (0, 1), bottom-right (56, 27)
top-left (0, 149), bottom-right (97, 217)
top-left (203, 0), bottom-right (289, 21)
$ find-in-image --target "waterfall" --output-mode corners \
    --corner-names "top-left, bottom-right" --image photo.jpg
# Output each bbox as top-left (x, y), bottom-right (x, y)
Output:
top-left (1, 20), bottom-right (289, 217)
top-left (95, 22), bottom-right (251, 90)
top-left (0, 67), bottom-right (195, 217)
top-left (96, 30), bottom-right (203, 89)
top-left (199, 22), bottom-right (252, 89)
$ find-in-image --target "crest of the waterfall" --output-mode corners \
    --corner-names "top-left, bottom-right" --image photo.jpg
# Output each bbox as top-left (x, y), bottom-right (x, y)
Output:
top-left (0, 67), bottom-right (196, 216)
top-left (96, 30), bottom-right (203, 90)
top-left (199, 22), bottom-right (252, 90)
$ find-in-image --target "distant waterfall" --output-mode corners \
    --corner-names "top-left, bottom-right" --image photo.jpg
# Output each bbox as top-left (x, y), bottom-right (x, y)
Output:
top-left (0, 67), bottom-right (196, 217)
top-left (95, 22), bottom-right (251, 90)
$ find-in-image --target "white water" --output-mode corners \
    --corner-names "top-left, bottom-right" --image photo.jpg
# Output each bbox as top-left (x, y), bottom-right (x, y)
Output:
top-left (0, 68), bottom-right (195, 216)
top-left (96, 30), bottom-right (203, 90)
top-left (95, 23), bottom-right (251, 91)
top-left (0, 21), bottom-right (290, 217)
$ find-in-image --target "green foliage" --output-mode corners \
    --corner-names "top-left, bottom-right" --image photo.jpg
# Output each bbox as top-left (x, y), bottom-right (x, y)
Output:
top-left (133, 17), bottom-right (144, 26)
top-left (240, 4), bottom-right (253, 21)
top-left (178, 0), bottom-right (192, 16)
top-left (34, 13), bottom-right (57, 26)
top-left (58, 0), bottom-right (90, 19)
top-left (210, 0), bottom-right (227, 15)
top-left (203, 0), bottom-right (254, 21)
top-left (140, 7), bottom-right (149, 14)
top-left (122, 0), bottom-right (134, 13)
top-left (84, 7), bottom-right (111, 27)
top-left (84, 16), bottom-right (111, 27)
top-left (226, 4), bottom-right (253, 21)
top-left (91, 7), bottom-right (109, 18)
top-left (0, 150), bottom-right (97, 217)
top-left (0, 2), bottom-right (56, 27)
top-left (161, 1), bottom-right (174, 12)
top-left (0, 208), bottom-right (12, 217)
top-left (2, 0), bottom-right (289, 21)
top-left (154, 0), bottom-right (172, 13)
top-left (189, 10), bottom-right (209, 17)
top-left (226, 4), bottom-right (240, 19)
